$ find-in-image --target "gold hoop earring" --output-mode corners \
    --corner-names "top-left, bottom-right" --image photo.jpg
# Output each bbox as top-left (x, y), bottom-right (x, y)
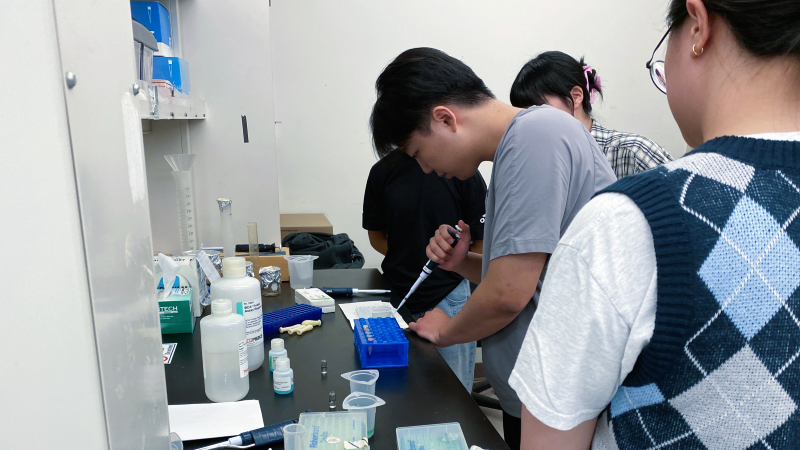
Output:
top-left (692, 44), bottom-right (704, 56)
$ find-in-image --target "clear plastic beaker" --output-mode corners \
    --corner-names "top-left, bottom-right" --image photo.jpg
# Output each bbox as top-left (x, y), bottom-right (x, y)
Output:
top-left (341, 369), bottom-right (380, 395)
top-left (342, 392), bottom-right (385, 438)
top-left (284, 255), bottom-right (318, 289)
top-left (283, 423), bottom-right (306, 450)
top-left (169, 432), bottom-right (183, 450)
top-left (165, 154), bottom-right (198, 253)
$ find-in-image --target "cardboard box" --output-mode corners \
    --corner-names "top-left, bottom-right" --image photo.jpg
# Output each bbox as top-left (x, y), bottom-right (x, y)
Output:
top-left (234, 247), bottom-right (291, 282)
top-left (280, 213), bottom-right (333, 240)
top-left (158, 287), bottom-right (195, 334)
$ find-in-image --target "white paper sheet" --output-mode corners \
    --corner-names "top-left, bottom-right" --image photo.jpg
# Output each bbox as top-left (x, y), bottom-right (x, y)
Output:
top-left (338, 301), bottom-right (409, 330)
top-left (168, 400), bottom-right (264, 441)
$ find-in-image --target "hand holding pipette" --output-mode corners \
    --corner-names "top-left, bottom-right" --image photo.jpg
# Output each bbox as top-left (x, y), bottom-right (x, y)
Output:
top-left (396, 223), bottom-right (463, 312)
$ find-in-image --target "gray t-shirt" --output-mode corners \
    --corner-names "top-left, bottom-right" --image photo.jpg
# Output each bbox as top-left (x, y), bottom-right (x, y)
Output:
top-left (481, 106), bottom-right (617, 417)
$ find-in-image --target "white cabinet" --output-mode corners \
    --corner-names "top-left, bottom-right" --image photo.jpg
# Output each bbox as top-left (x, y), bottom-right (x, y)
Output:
top-left (2, 1), bottom-right (281, 448)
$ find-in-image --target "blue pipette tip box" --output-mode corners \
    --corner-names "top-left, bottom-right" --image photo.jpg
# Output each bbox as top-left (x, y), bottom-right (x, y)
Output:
top-left (354, 318), bottom-right (408, 368)
top-left (262, 304), bottom-right (322, 336)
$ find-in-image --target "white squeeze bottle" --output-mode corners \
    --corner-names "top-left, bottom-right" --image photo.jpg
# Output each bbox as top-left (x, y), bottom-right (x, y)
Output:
top-left (269, 338), bottom-right (287, 372)
top-left (273, 357), bottom-right (294, 394)
top-left (200, 299), bottom-right (250, 402)
top-left (211, 257), bottom-right (264, 371)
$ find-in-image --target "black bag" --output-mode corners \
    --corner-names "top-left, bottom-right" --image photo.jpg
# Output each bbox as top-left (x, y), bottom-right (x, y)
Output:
top-left (282, 232), bottom-right (365, 269)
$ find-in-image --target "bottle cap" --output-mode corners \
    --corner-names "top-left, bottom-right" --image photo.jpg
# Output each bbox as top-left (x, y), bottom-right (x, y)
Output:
top-left (271, 338), bottom-right (284, 351)
top-left (211, 299), bottom-right (232, 314)
top-left (222, 257), bottom-right (247, 278)
top-left (275, 356), bottom-right (290, 371)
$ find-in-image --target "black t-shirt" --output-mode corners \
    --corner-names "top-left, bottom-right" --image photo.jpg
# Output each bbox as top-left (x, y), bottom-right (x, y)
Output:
top-left (362, 151), bottom-right (487, 314)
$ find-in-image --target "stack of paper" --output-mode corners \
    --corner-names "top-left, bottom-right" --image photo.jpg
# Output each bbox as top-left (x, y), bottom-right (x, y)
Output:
top-left (338, 301), bottom-right (409, 330)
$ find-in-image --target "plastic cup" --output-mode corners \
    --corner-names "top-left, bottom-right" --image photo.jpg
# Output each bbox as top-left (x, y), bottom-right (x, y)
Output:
top-left (283, 423), bottom-right (306, 450)
top-left (342, 392), bottom-right (385, 438)
top-left (284, 255), bottom-right (318, 289)
top-left (341, 369), bottom-right (380, 395)
top-left (169, 432), bottom-right (183, 450)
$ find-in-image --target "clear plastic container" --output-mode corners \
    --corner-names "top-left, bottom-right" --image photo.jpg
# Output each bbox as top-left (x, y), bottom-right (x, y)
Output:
top-left (284, 255), bottom-right (318, 289)
top-left (341, 369), bottom-right (379, 395)
top-left (396, 423), bottom-right (469, 450)
top-left (297, 411), bottom-right (368, 449)
top-left (200, 299), bottom-right (249, 402)
top-left (169, 432), bottom-right (183, 450)
top-left (371, 304), bottom-right (393, 318)
top-left (342, 392), bottom-right (385, 438)
top-left (283, 424), bottom-right (305, 450)
top-left (211, 257), bottom-right (264, 371)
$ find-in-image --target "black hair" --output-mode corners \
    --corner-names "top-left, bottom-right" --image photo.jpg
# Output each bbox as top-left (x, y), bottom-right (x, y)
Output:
top-left (509, 51), bottom-right (601, 116)
top-left (668, 0), bottom-right (800, 57)
top-left (370, 47), bottom-right (495, 159)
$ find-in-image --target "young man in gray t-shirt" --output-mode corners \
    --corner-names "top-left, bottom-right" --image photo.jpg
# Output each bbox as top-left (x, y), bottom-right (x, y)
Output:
top-left (370, 47), bottom-right (616, 450)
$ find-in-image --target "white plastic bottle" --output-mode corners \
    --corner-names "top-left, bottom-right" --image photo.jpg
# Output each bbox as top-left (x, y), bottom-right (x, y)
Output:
top-left (211, 257), bottom-right (264, 371)
top-left (269, 338), bottom-right (288, 372)
top-left (200, 299), bottom-right (250, 402)
top-left (273, 357), bottom-right (294, 394)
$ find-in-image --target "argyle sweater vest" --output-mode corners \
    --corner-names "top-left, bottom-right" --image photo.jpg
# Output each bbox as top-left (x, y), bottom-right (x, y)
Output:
top-left (595, 136), bottom-right (800, 450)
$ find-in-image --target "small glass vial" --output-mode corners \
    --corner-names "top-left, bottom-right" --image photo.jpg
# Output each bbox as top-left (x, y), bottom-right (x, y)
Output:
top-left (273, 357), bottom-right (294, 395)
top-left (321, 359), bottom-right (328, 375)
top-left (329, 391), bottom-right (336, 410)
top-left (260, 266), bottom-right (282, 297)
top-left (269, 338), bottom-right (287, 372)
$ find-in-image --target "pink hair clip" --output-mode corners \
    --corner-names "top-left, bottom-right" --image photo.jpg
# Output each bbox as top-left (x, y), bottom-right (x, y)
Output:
top-left (583, 65), bottom-right (601, 104)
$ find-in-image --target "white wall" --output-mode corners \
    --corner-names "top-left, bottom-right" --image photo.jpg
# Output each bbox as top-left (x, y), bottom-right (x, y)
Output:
top-left (145, 0), bottom-right (282, 255)
top-left (182, 0), bottom-right (282, 252)
top-left (271, 0), bottom-right (684, 269)
top-left (0, 1), bottom-right (108, 448)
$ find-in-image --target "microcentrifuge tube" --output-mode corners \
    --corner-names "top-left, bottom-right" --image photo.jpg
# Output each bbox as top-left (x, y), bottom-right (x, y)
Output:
top-left (321, 359), bottom-right (328, 375)
top-left (329, 391), bottom-right (336, 410)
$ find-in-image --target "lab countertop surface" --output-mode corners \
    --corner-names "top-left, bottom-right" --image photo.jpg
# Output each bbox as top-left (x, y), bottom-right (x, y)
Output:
top-left (164, 269), bottom-right (508, 450)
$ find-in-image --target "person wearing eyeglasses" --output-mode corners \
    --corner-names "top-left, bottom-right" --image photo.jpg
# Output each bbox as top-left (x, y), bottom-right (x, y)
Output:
top-left (510, 52), bottom-right (673, 180)
top-left (509, 0), bottom-right (800, 449)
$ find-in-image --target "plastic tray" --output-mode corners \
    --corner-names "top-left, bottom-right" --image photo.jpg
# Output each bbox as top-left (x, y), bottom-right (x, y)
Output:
top-left (297, 411), bottom-right (368, 449)
top-left (354, 318), bottom-right (408, 368)
top-left (396, 422), bottom-right (469, 450)
top-left (262, 304), bottom-right (322, 336)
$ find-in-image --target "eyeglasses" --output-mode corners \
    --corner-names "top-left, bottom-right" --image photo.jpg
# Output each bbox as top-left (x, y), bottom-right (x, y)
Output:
top-left (646, 27), bottom-right (671, 94)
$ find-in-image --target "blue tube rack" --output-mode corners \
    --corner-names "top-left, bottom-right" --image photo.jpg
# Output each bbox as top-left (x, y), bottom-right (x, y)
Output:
top-left (354, 318), bottom-right (408, 368)
top-left (262, 304), bottom-right (323, 336)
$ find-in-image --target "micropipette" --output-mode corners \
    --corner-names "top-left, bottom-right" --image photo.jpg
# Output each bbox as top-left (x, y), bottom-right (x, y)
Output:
top-left (396, 224), bottom-right (461, 312)
top-left (195, 419), bottom-right (296, 450)
top-left (320, 287), bottom-right (391, 296)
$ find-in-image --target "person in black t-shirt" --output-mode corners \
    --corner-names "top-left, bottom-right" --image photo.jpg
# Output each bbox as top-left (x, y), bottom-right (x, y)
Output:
top-left (363, 150), bottom-right (486, 392)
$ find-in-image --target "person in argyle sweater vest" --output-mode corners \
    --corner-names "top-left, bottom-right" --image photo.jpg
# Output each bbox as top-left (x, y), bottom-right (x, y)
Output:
top-left (598, 136), bottom-right (800, 449)
top-left (507, 0), bottom-right (800, 448)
